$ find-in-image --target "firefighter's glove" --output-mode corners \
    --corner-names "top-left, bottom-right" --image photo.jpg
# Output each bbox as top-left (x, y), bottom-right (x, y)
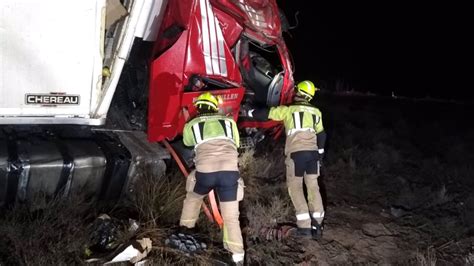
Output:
top-left (318, 149), bottom-right (325, 162)
top-left (239, 104), bottom-right (252, 117)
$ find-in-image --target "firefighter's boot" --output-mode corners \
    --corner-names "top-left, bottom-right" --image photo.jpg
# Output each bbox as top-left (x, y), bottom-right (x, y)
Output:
top-left (311, 220), bottom-right (323, 240)
top-left (296, 228), bottom-right (313, 238)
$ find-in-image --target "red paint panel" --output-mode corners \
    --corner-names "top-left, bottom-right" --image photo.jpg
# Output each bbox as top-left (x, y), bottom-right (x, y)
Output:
top-left (210, 0), bottom-right (247, 23)
top-left (182, 1), bottom-right (210, 78)
top-left (148, 30), bottom-right (189, 142)
top-left (152, 0), bottom-right (195, 57)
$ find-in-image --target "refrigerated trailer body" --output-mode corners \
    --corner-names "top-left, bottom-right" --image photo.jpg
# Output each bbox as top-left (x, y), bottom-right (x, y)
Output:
top-left (0, 0), bottom-right (166, 125)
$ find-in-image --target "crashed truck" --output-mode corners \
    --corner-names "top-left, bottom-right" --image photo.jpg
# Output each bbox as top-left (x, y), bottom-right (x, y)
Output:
top-left (0, 0), bottom-right (295, 207)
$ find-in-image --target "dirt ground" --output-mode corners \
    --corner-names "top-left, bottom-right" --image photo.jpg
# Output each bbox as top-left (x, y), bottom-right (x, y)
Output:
top-left (1, 94), bottom-right (473, 265)
top-left (238, 94), bottom-right (474, 265)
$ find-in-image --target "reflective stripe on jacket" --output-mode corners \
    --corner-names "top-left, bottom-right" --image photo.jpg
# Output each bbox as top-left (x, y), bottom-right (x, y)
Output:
top-left (183, 114), bottom-right (240, 148)
top-left (268, 103), bottom-right (324, 135)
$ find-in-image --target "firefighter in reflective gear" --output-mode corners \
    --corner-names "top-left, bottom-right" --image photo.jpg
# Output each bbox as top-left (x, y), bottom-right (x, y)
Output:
top-left (249, 80), bottom-right (327, 239)
top-left (179, 92), bottom-right (245, 264)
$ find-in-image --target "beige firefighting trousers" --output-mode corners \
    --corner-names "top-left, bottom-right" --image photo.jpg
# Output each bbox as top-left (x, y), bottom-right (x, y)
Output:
top-left (180, 170), bottom-right (245, 261)
top-left (285, 155), bottom-right (325, 228)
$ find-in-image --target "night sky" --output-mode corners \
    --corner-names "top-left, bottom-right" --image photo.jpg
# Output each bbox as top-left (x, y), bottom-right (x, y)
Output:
top-left (277, 2), bottom-right (471, 101)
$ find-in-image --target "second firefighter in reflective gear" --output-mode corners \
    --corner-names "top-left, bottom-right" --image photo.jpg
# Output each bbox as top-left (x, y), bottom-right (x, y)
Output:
top-left (250, 80), bottom-right (327, 238)
top-left (179, 92), bottom-right (245, 264)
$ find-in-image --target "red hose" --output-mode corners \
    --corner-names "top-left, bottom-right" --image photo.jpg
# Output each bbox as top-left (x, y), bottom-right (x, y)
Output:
top-left (162, 140), bottom-right (223, 227)
top-left (208, 190), bottom-right (224, 228)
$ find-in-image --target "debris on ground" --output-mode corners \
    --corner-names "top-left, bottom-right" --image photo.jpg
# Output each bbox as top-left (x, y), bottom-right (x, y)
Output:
top-left (165, 232), bottom-right (207, 254)
top-left (258, 224), bottom-right (297, 242)
top-left (87, 214), bottom-right (119, 253)
top-left (128, 219), bottom-right (139, 232)
top-left (106, 238), bottom-right (152, 264)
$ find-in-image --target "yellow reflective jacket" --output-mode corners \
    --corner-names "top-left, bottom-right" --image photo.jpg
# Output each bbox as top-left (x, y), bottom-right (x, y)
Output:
top-left (183, 114), bottom-right (240, 148)
top-left (269, 103), bottom-right (324, 135)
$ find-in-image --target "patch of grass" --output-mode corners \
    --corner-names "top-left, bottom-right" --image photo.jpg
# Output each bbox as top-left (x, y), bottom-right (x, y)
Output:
top-left (133, 171), bottom-right (186, 226)
top-left (245, 196), bottom-right (293, 236)
top-left (0, 195), bottom-right (95, 265)
top-left (239, 148), bottom-right (286, 202)
top-left (415, 246), bottom-right (437, 266)
top-left (238, 147), bottom-right (292, 226)
top-left (465, 252), bottom-right (474, 265)
top-left (131, 169), bottom-right (228, 265)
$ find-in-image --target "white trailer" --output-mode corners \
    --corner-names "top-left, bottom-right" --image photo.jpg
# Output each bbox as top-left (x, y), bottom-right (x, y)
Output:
top-left (0, 0), bottom-right (170, 206)
top-left (0, 0), bottom-right (166, 125)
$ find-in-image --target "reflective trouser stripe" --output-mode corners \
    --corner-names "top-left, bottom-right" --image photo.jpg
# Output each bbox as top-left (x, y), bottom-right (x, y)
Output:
top-left (296, 212), bottom-right (310, 221)
top-left (232, 253), bottom-right (245, 262)
top-left (312, 211), bottom-right (325, 218)
top-left (180, 219), bottom-right (197, 223)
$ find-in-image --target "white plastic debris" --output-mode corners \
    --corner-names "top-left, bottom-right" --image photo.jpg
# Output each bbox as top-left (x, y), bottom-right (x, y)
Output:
top-left (128, 219), bottom-right (139, 232)
top-left (105, 238), bottom-right (152, 264)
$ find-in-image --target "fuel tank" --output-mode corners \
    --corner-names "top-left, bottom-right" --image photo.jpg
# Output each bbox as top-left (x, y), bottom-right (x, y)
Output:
top-left (0, 129), bottom-right (168, 207)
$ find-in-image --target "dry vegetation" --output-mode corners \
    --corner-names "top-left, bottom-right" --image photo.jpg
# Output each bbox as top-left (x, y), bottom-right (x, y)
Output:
top-left (0, 195), bottom-right (95, 265)
top-left (1, 94), bottom-right (473, 265)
